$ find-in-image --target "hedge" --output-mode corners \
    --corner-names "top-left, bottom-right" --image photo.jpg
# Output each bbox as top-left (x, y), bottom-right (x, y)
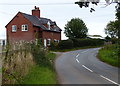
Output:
top-left (58, 39), bottom-right (74, 49)
top-left (58, 38), bottom-right (104, 50)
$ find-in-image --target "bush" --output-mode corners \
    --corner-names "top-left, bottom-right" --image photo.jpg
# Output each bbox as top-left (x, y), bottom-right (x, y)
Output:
top-left (71, 38), bottom-right (104, 47)
top-left (49, 42), bottom-right (58, 51)
top-left (111, 38), bottom-right (119, 44)
top-left (58, 39), bottom-right (73, 49)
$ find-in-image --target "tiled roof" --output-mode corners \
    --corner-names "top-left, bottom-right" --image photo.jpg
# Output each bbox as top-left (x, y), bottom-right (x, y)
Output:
top-left (21, 12), bottom-right (62, 32)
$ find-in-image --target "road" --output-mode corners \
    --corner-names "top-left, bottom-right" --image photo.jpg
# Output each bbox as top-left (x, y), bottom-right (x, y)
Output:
top-left (55, 48), bottom-right (120, 85)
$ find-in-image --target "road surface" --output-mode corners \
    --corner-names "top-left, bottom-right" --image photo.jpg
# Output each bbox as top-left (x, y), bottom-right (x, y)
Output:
top-left (55, 48), bottom-right (120, 85)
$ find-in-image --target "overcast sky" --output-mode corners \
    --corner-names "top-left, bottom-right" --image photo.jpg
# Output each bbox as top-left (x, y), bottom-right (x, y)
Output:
top-left (0, 0), bottom-right (117, 39)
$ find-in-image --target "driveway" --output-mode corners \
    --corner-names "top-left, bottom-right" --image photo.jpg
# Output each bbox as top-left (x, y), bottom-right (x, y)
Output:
top-left (55, 48), bottom-right (120, 85)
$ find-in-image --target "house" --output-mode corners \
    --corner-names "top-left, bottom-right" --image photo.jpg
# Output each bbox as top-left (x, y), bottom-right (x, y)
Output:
top-left (6, 6), bottom-right (62, 47)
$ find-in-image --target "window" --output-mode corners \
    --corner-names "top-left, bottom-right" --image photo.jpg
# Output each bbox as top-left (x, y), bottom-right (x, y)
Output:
top-left (21, 24), bottom-right (28, 31)
top-left (47, 39), bottom-right (51, 46)
top-left (54, 39), bottom-right (59, 43)
top-left (12, 25), bottom-right (17, 32)
top-left (54, 39), bottom-right (57, 42)
top-left (47, 21), bottom-right (50, 30)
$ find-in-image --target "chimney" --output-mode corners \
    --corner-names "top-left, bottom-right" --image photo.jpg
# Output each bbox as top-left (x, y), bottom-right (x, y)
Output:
top-left (32, 6), bottom-right (40, 18)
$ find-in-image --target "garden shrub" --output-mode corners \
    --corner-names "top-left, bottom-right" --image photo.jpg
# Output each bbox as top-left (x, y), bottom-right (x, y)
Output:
top-left (58, 39), bottom-right (73, 49)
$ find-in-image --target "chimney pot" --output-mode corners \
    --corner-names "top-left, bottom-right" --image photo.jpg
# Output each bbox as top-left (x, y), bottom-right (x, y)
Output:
top-left (32, 6), bottom-right (40, 18)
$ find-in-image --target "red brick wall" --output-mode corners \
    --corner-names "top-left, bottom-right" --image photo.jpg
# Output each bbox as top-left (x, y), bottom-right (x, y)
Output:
top-left (6, 12), bottom-right (61, 46)
top-left (6, 12), bottom-right (37, 43)
top-left (42, 31), bottom-right (61, 41)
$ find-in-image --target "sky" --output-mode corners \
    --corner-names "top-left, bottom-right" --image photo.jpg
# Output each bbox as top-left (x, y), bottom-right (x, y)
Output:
top-left (0, 0), bottom-right (117, 40)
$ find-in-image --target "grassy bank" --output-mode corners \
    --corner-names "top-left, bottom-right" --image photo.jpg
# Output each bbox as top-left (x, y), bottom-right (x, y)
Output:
top-left (22, 52), bottom-right (58, 84)
top-left (98, 44), bottom-right (120, 67)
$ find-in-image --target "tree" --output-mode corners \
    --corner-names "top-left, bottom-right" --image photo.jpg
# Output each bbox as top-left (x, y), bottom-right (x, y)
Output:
top-left (75, 0), bottom-right (120, 12)
top-left (116, 3), bottom-right (120, 38)
top-left (105, 21), bottom-right (118, 38)
top-left (64, 18), bottom-right (88, 39)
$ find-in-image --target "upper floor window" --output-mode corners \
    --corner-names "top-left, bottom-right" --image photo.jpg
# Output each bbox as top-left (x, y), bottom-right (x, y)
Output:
top-left (21, 24), bottom-right (28, 31)
top-left (12, 25), bottom-right (17, 32)
top-left (47, 21), bottom-right (50, 30)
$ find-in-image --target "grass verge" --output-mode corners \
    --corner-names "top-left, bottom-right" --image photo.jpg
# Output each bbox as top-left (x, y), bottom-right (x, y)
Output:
top-left (22, 52), bottom-right (58, 84)
top-left (98, 44), bottom-right (120, 67)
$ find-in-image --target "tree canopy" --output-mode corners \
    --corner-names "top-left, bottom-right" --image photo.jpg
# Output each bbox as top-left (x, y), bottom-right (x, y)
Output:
top-left (116, 3), bottom-right (120, 38)
top-left (64, 18), bottom-right (88, 39)
top-left (105, 21), bottom-right (118, 38)
top-left (104, 2), bottom-right (120, 39)
top-left (75, 0), bottom-right (120, 12)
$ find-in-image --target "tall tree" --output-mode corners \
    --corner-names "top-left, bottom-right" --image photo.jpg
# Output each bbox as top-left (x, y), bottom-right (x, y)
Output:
top-left (105, 21), bottom-right (118, 38)
top-left (64, 18), bottom-right (88, 39)
top-left (116, 3), bottom-right (120, 39)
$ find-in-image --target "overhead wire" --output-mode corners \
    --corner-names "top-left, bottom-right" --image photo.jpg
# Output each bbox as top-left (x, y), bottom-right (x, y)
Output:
top-left (0, 2), bottom-right (116, 5)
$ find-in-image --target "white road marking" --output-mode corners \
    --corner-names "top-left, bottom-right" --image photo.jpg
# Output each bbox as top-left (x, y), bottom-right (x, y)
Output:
top-left (76, 54), bottom-right (79, 58)
top-left (76, 59), bottom-right (80, 63)
top-left (82, 65), bottom-right (93, 72)
top-left (100, 75), bottom-right (120, 86)
top-left (81, 49), bottom-right (89, 53)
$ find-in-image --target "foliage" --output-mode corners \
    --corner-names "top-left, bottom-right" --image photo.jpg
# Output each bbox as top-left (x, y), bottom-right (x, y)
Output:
top-left (105, 35), bottom-right (111, 42)
top-left (116, 3), bottom-right (120, 20)
top-left (57, 38), bottom-right (104, 50)
top-left (98, 44), bottom-right (120, 67)
top-left (110, 38), bottom-right (119, 44)
top-left (2, 40), bottom-right (57, 84)
top-left (22, 52), bottom-right (57, 84)
top-left (49, 42), bottom-right (58, 51)
top-left (2, 42), bottom-right (34, 84)
top-left (75, 1), bottom-right (120, 13)
top-left (105, 21), bottom-right (118, 38)
top-left (58, 39), bottom-right (74, 49)
top-left (71, 38), bottom-right (104, 48)
top-left (116, 4), bottom-right (120, 39)
top-left (64, 18), bottom-right (88, 39)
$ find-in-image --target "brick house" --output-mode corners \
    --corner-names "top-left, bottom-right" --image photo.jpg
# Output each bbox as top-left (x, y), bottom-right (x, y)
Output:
top-left (6, 6), bottom-right (62, 47)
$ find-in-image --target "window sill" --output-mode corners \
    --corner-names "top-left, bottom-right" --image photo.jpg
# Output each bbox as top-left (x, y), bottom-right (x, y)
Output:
top-left (11, 31), bottom-right (16, 32)
top-left (22, 30), bottom-right (28, 32)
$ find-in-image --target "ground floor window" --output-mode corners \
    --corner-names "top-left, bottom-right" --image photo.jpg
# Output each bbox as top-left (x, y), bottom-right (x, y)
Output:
top-left (54, 39), bottom-right (59, 43)
top-left (47, 39), bottom-right (51, 46)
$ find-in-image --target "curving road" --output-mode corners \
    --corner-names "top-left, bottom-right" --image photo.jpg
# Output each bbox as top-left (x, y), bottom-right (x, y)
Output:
top-left (55, 48), bottom-right (120, 85)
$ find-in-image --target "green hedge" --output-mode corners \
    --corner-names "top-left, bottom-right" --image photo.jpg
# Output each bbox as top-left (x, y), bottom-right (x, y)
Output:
top-left (58, 38), bottom-right (104, 49)
top-left (71, 38), bottom-right (104, 47)
top-left (58, 39), bottom-right (74, 49)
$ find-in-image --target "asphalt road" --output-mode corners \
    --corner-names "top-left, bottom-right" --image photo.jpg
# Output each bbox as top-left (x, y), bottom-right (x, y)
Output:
top-left (55, 48), bottom-right (120, 85)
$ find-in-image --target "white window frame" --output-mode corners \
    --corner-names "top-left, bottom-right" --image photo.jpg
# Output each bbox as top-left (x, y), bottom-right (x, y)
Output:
top-left (54, 39), bottom-right (57, 42)
top-left (47, 39), bottom-right (51, 46)
top-left (21, 24), bottom-right (28, 31)
top-left (12, 25), bottom-right (17, 32)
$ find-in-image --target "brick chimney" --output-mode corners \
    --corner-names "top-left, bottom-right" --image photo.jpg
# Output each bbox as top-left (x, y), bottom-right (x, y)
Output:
top-left (32, 6), bottom-right (40, 18)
